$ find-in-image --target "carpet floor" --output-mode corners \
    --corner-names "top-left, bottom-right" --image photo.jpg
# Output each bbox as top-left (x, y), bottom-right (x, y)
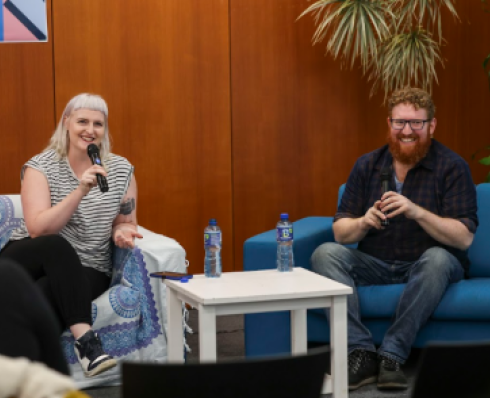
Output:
top-left (84, 310), bottom-right (419, 397)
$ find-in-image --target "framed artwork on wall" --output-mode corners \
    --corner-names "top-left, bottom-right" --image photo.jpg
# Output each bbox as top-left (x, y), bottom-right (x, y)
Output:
top-left (1, 0), bottom-right (47, 42)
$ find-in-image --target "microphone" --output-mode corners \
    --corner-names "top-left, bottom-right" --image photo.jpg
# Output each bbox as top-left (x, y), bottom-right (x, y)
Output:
top-left (87, 144), bottom-right (109, 193)
top-left (380, 167), bottom-right (391, 227)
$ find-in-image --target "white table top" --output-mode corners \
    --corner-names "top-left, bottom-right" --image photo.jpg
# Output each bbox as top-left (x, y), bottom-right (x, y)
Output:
top-left (164, 267), bottom-right (352, 305)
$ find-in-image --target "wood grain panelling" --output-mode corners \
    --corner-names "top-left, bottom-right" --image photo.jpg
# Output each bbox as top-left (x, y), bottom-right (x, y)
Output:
top-left (230, 0), bottom-right (382, 270)
top-left (52, 0), bottom-right (232, 275)
top-left (0, 0), bottom-right (54, 193)
top-left (431, 2), bottom-right (490, 184)
top-left (231, 0), bottom-right (490, 270)
top-left (4, 0), bottom-right (489, 274)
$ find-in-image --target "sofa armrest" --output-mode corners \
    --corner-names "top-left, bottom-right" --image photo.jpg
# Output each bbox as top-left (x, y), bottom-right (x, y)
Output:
top-left (111, 226), bottom-right (188, 287)
top-left (243, 216), bottom-right (334, 272)
top-left (135, 226), bottom-right (188, 274)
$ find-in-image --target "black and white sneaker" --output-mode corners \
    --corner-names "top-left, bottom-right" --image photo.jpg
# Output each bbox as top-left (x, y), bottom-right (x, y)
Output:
top-left (74, 330), bottom-right (117, 377)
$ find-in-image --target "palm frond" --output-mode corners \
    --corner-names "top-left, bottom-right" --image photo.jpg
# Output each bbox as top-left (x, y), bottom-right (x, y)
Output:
top-left (369, 27), bottom-right (443, 99)
top-left (395, 0), bottom-right (459, 42)
top-left (299, 0), bottom-right (394, 73)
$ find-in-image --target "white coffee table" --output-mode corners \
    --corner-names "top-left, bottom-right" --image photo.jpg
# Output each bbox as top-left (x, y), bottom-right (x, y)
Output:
top-left (165, 267), bottom-right (352, 397)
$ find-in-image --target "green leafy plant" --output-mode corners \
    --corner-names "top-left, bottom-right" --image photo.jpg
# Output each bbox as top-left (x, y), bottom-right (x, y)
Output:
top-left (298, 0), bottom-right (459, 99)
top-left (472, 146), bottom-right (490, 182)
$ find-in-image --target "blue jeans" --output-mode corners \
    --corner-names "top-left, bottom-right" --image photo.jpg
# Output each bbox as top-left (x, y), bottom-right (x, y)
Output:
top-left (311, 243), bottom-right (464, 363)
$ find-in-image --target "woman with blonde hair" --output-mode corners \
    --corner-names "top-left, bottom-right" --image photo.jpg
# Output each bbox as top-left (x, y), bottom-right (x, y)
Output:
top-left (0, 93), bottom-right (142, 377)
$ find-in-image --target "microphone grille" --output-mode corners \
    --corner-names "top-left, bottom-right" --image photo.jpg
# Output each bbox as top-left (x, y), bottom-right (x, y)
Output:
top-left (87, 144), bottom-right (99, 156)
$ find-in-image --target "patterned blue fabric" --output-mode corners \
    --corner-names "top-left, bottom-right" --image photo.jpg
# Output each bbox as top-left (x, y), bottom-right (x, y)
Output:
top-left (0, 196), bottom-right (22, 251)
top-left (61, 247), bottom-right (162, 364)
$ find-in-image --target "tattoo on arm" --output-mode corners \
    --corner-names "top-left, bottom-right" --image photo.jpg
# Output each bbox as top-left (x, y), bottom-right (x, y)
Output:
top-left (120, 198), bottom-right (135, 215)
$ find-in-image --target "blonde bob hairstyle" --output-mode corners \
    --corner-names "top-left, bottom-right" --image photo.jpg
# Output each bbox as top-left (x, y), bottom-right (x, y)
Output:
top-left (45, 93), bottom-right (112, 161)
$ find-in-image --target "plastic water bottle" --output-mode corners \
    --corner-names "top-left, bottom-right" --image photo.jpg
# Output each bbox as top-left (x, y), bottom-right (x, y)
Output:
top-left (204, 218), bottom-right (222, 278)
top-left (276, 213), bottom-right (294, 272)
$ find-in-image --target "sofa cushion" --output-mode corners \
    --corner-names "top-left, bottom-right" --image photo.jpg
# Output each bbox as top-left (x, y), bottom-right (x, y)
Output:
top-left (330, 279), bottom-right (490, 321)
top-left (0, 195), bottom-right (24, 251)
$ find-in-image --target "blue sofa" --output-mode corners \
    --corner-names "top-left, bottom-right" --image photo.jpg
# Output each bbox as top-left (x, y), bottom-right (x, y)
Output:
top-left (243, 183), bottom-right (490, 357)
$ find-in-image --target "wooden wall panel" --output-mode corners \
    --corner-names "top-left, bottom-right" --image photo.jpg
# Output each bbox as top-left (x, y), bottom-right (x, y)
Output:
top-left (52, 0), bottom-right (232, 275)
top-left (432, 2), bottom-right (490, 184)
top-left (230, 0), bottom-right (383, 270)
top-left (4, 0), bottom-right (489, 275)
top-left (231, 0), bottom-right (490, 270)
top-left (0, 0), bottom-right (55, 193)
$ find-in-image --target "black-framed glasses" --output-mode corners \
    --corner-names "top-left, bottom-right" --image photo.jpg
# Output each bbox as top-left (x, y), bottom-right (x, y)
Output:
top-left (390, 119), bottom-right (431, 131)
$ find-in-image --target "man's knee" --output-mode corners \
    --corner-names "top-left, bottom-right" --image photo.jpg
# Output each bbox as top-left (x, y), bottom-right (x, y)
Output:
top-left (416, 247), bottom-right (459, 278)
top-left (311, 242), bottom-right (348, 275)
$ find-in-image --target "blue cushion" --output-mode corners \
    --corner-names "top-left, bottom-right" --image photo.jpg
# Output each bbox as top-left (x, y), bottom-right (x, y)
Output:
top-left (0, 195), bottom-right (23, 251)
top-left (468, 183), bottom-right (490, 277)
top-left (323, 279), bottom-right (490, 321)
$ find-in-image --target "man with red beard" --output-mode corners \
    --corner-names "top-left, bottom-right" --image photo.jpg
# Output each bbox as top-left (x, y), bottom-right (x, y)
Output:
top-left (311, 87), bottom-right (478, 392)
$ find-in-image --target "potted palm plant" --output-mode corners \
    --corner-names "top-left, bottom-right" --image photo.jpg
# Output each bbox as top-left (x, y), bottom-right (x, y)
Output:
top-left (299, 0), bottom-right (459, 99)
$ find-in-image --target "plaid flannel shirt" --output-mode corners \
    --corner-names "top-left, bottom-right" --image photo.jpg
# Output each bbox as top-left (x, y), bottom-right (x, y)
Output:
top-left (335, 139), bottom-right (478, 269)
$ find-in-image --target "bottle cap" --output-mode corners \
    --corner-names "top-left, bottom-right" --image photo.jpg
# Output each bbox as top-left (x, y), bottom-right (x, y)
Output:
top-left (280, 213), bottom-right (289, 220)
top-left (209, 218), bottom-right (217, 226)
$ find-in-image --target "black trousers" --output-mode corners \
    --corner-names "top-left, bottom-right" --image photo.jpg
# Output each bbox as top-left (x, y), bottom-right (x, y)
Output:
top-left (0, 259), bottom-right (70, 374)
top-left (0, 235), bottom-right (110, 330)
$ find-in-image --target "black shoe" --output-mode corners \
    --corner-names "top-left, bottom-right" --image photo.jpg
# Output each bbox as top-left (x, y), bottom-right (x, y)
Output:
top-left (377, 355), bottom-right (408, 390)
top-left (348, 349), bottom-right (378, 390)
top-left (74, 330), bottom-right (117, 377)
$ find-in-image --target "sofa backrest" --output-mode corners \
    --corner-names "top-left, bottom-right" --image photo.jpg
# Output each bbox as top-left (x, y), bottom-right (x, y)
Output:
top-left (338, 184), bottom-right (346, 207)
top-left (468, 183), bottom-right (490, 278)
top-left (338, 183), bottom-right (490, 278)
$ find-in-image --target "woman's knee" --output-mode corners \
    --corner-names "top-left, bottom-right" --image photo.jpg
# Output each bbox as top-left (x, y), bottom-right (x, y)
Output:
top-left (0, 259), bottom-right (28, 285)
top-left (37, 234), bottom-right (71, 249)
top-left (36, 235), bottom-right (78, 257)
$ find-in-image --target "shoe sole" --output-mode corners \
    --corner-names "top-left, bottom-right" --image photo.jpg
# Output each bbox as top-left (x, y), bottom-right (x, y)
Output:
top-left (377, 382), bottom-right (408, 390)
top-left (349, 376), bottom-right (377, 391)
top-left (84, 358), bottom-right (117, 378)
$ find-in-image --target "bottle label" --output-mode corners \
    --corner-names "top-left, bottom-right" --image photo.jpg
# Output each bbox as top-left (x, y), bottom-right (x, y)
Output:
top-left (277, 226), bottom-right (293, 242)
top-left (204, 231), bottom-right (221, 247)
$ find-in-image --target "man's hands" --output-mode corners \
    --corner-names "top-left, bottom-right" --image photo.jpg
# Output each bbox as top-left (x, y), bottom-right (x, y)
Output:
top-left (359, 201), bottom-right (386, 231)
top-left (360, 191), bottom-right (423, 231)
top-left (113, 224), bottom-right (143, 249)
top-left (380, 191), bottom-right (423, 220)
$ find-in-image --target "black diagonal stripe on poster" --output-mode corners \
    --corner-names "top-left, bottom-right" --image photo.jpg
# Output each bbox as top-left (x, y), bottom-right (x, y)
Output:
top-left (4, 0), bottom-right (46, 41)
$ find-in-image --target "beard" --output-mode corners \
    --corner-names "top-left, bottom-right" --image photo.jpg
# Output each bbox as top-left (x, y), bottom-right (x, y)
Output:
top-left (387, 131), bottom-right (432, 166)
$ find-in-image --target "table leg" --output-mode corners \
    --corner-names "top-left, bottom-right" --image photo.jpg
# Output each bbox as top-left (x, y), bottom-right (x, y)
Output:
top-left (291, 309), bottom-right (307, 354)
top-left (329, 295), bottom-right (348, 398)
top-left (198, 304), bottom-right (217, 361)
top-left (167, 287), bottom-right (184, 362)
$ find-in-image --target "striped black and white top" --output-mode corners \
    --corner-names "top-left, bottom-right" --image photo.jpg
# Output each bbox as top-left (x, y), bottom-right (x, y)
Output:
top-left (10, 149), bottom-right (134, 273)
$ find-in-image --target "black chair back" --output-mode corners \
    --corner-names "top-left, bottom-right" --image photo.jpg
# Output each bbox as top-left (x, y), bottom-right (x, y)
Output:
top-left (412, 342), bottom-right (490, 398)
top-left (123, 347), bottom-right (329, 398)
